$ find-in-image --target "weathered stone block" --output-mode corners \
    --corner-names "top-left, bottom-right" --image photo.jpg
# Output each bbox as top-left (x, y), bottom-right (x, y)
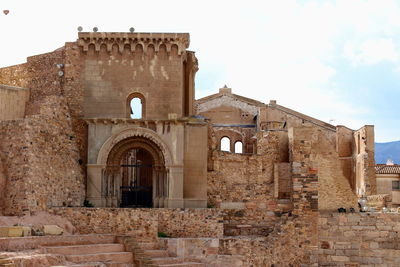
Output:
top-left (43, 225), bottom-right (63, 236)
top-left (0, 226), bottom-right (23, 237)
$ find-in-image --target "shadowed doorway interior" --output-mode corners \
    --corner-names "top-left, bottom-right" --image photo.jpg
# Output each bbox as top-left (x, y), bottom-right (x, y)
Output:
top-left (103, 136), bottom-right (168, 208)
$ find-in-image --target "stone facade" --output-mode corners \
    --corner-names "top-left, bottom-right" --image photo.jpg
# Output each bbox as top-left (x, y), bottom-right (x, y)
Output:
top-left (0, 30), bottom-right (383, 267)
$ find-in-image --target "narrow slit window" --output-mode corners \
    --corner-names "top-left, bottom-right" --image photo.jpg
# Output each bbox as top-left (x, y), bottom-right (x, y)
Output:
top-left (235, 141), bottom-right (243, 154)
top-left (130, 97), bottom-right (142, 119)
top-left (221, 137), bottom-right (230, 152)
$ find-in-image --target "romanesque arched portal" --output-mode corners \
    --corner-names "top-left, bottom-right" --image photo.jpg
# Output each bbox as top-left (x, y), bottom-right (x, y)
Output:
top-left (102, 136), bottom-right (168, 208)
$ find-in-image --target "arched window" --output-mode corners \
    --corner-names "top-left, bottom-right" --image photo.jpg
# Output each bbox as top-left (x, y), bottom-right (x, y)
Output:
top-left (127, 93), bottom-right (145, 119)
top-left (220, 137), bottom-right (231, 152)
top-left (234, 141), bottom-right (243, 154)
top-left (130, 98), bottom-right (142, 119)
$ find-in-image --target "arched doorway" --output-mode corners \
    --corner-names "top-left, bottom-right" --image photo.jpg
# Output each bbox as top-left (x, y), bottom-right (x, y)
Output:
top-left (103, 136), bottom-right (168, 208)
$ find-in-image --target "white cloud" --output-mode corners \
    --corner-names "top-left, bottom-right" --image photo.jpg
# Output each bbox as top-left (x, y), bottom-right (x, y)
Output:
top-left (343, 38), bottom-right (399, 66)
top-left (1, 0), bottom-right (400, 140)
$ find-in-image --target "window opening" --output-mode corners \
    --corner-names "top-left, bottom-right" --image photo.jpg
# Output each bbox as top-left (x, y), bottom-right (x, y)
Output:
top-left (235, 141), bottom-right (243, 153)
top-left (221, 137), bottom-right (231, 152)
top-left (392, 181), bottom-right (400, 190)
top-left (130, 97), bottom-right (142, 119)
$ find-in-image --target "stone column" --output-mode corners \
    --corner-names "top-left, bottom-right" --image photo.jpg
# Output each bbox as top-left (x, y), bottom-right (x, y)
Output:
top-left (166, 166), bottom-right (184, 208)
top-left (87, 164), bottom-right (106, 207)
top-left (153, 168), bottom-right (159, 208)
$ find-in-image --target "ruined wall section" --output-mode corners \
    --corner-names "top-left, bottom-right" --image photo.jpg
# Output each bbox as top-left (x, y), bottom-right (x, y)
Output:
top-left (0, 85), bottom-right (30, 120)
top-left (0, 49), bottom-right (65, 102)
top-left (354, 125), bottom-right (376, 196)
top-left (319, 213), bottom-right (400, 266)
top-left (219, 213), bottom-right (317, 266)
top-left (336, 126), bottom-right (356, 192)
top-left (207, 131), bottom-right (286, 208)
top-left (260, 102), bottom-right (336, 132)
top-left (0, 63), bottom-right (30, 87)
top-left (0, 96), bottom-right (85, 215)
top-left (207, 151), bottom-right (274, 208)
top-left (289, 127), bottom-right (358, 212)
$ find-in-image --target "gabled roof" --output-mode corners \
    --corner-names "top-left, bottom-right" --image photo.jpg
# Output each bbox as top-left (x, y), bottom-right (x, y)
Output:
top-left (196, 87), bottom-right (336, 131)
top-left (196, 88), bottom-right (265, 107)
top-left (375, 164), bottom-right (400, 174)
top-left (269, 103), bottom-right (336, 131)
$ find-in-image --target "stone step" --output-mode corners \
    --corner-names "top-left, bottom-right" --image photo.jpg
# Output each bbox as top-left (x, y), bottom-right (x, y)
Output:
top-left (52, 262), bottom-right (133, 267)
top-left (150, 257), bottom-right (184, 265)
top-left (136, 242), bottom-right (158, 250)
top-left (143, 250), bottom-right (169, 258)
top-left (44, 243), bottom-right (125, 255)
top-left (52, 263), bottom-right (102, 267)
top-left (0, 234), bottom-right (117, 251)
top-left (149, 263), bottom-right (204, 267)
top-left (66, 252), bottom-right (133, 264)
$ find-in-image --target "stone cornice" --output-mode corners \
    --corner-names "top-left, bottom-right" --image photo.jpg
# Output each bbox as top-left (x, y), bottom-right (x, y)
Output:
top-left (77, 32), bottom-right (190, 55)
top-left (84, 117), bottom-right (206, 125)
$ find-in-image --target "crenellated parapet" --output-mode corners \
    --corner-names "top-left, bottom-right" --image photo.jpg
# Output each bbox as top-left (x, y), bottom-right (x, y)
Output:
top-left (77, 32), bottom-right (190, 56)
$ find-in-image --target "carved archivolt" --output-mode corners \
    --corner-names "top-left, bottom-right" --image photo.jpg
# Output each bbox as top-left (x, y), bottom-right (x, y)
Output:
top-left (97, 127), bottom-right (173, 166)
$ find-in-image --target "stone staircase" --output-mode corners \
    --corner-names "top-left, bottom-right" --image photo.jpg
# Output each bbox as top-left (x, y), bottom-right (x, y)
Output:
top-left (0, 255), bottom-right (16, 267)
top-left (41, 236), bottom-right (134, 267)
top-left (122, 238), bottom-right (204, 267)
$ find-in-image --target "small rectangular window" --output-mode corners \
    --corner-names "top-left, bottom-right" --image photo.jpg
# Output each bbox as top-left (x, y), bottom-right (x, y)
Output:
top-left (392, 181), bottom-right (400, 190)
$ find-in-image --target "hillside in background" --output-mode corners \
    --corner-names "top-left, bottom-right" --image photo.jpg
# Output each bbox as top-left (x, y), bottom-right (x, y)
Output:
top-left (375, 141), bottom-right (400, 164)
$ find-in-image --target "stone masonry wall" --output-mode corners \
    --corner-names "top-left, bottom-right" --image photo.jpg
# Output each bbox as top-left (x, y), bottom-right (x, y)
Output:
top-left (318, 212), bottom-right (400, 266)
top-left (49, 208), bottom-right (158, 240)
top-left (0, 96), bottom-right (85, 215)
top-left (158, 212), bottom-right (316, 266)
top-left (49, 207), bottom-right (224, 239)
top-left (289, 126), bottom-right (358, 212)
top-left (0, 85), bottom-right (30, 121)
top-left (207, 130), bottom-right (286, 208)
top-left (157, 208), bottom-right (224, 238)
top-left (207, 151), bottom-right (275, 208)
top-left (0, 160), bottom-right (6, 215)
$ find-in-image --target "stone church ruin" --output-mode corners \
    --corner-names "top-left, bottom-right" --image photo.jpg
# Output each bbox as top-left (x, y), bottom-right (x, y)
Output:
top-left (0, 31), bottom-right (394, 267)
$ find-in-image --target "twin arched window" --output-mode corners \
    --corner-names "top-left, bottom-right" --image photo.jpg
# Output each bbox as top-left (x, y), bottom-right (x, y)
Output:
top-left (220, 137), bottom-right (243, 153)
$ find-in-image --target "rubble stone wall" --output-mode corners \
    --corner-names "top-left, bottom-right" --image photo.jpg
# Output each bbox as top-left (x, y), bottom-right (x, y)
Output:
top-left (0, 85), bottom-right (30, 120)
top-left (157, 208), bottom-right (224, 238)
top-left (49, 207), bottom-right (224, 239)
top-left (0, 160), bottom-right (6, 215)
top-left (207, 151), bottom-right (275, 208)
top-left (49, 208), bottom-right (158, 239)
top-left (318, 212), bottom-right (400, 266)
top-left (0, 96), bottom-right (85, 215)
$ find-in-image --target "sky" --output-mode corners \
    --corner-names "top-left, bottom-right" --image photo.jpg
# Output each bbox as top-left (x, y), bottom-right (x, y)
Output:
top-left (0, 0), bottom-right (399, 142)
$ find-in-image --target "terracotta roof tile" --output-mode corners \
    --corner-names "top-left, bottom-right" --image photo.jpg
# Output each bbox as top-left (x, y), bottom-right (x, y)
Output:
top-left (375, 164), bottom-right (400, 174)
